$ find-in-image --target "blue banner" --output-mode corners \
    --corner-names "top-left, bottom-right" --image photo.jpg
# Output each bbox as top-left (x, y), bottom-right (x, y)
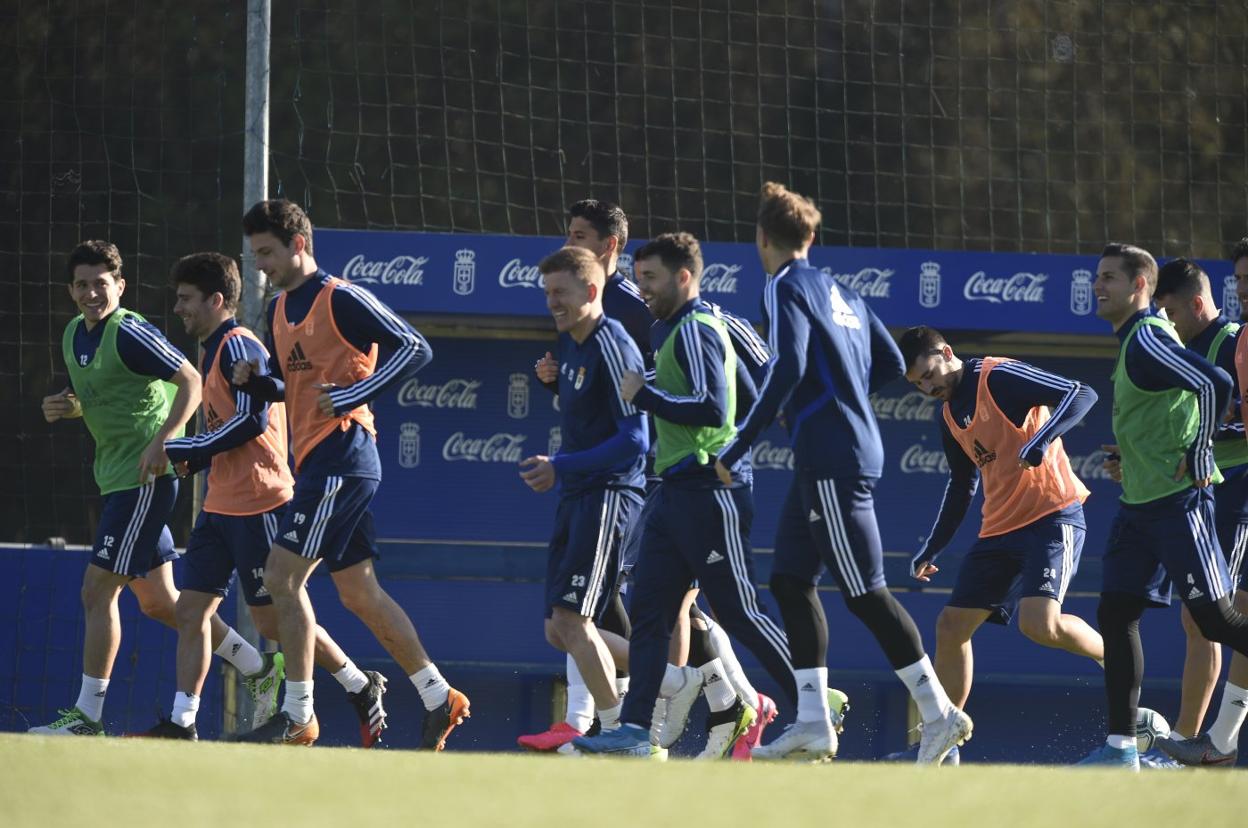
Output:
top-left (372, 336), bottom-right (1119, 566)
top-left (316, 228), bottom-right (1239, 335)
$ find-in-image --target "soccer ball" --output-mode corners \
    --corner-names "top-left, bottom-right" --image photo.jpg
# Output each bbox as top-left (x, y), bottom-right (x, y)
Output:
top-left (1135, 707), bottom-right (1170, 752)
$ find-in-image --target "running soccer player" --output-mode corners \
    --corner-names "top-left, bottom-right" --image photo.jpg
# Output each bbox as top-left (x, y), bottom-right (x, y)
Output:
top-left (129, 252), bottom-right (387, 744)
top-left (898, 326), bottom-right (1105, 722)
top-left (714, 183), bottom-right (972, 764)
top-left (573, 231), bottom-right (792, 757)
top-left (1078, 243), bottom-right (1248, 769)
top-left (517, 246), bottom-right (648, 747)
top-left (32, 241), bottom-right (279, 736)
top-left (231, 200), bottom-right (469, 748)
top-left (1149, 258), bottom-right (1248, 767)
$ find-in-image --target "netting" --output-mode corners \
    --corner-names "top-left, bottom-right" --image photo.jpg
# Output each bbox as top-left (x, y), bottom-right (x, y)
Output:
top-left (270, 0), bottom-right (1248, 254)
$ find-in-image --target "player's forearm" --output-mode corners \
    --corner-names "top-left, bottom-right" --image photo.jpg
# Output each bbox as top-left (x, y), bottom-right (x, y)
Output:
top-left (632, 384), bottom-right (728, 427)
top-left (329, 333), bottom-right (430, 413)
top-left (166, 409), bottom-right (268, 464)
top-left (1019, 383), bottom-right (1098, 465)
top-left (156, 367), bottom-right (202, 441)
top-left (919, 475), bottom-right (978, 563)
top-left (551, 420), bottom-right (648, 475)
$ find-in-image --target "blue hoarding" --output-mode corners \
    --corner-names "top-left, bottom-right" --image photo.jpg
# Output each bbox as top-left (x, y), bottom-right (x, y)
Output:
top-left (370, 335), bottom-right (1119, 566)
top-left (315, 228), bottom-right (1239, 335)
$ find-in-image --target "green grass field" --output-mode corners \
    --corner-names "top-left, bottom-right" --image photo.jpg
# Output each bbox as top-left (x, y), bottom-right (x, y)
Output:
top-left (2, 733), bottom-right (1240, 827)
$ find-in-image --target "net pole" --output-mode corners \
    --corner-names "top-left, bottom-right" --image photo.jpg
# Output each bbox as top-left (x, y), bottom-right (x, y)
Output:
top-left (225, 0), bottom-right (273, 736)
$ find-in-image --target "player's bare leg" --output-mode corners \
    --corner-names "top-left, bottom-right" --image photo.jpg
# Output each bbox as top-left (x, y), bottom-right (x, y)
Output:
top-left (933, 606), bottom-right (990, 710)
top-left (1017, 598), bottom-right (1104, 659)
top-left (1175, 602), bottom-right (1220, 739)
top-left (548, 608), bottom-right (619, 724)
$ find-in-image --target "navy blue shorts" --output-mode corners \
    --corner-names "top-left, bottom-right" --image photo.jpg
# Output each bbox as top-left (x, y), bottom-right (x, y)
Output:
top-left (616, 480), bottom-right (659, 582)
top-left (90, 476), bottom-right (179, 578)
top-left (1215, 466), bottom-right (1248, 591)
top-left (183, 506), bottom-right (286, 605)
top-left (274, 475), bottom-right (379, 572)
top-left (1103, 487), bottom-right (1232, 607)
top-left (948, 514), bottom-right (1086, 625)
top-left (772, 474), bottom-right (887, 598)
top-left (546, 487), bottom-right (642, 622)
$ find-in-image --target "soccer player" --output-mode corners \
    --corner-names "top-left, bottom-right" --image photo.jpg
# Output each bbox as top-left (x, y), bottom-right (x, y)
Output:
top-left (1233, 239), bottom-right (1248, 323)
top-left (130, 252), bottom-right (387, 744)
top-left (1078, 242), bottom-right (1248, 769)
top-left (572, 232), bottom-right (792, 757)
top-left (898, 326), bottom-right (1104, 724)
top-left (32, 241), bottom-right (278, 736)
top-left (1149, 258), bottom-right (1248, 766)
top-left (517, 246), bottom-right (648, 747)
top-left (231, 200), bottom-right (469, 748)
top-left (713, 183), bottom-right (972, 764)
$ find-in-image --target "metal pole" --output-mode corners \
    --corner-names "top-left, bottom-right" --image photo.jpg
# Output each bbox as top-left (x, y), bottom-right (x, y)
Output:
top-left (227, 0), bottom-right (272, 735)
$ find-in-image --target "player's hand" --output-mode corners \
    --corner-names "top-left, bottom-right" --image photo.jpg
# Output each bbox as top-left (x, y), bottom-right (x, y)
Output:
top-left (620, 370), bottom-right (645, 402)
top-left (314, 383), bottom-right (338, 416)
top-left (1018, 457), bottom-right (1037, 470)
top-left (174, 461), bottom-right (190, 478)
top-left (1100, 444), bottom-right (1122, 482)
top-left (519, 455), bottom-right (556, 493)
top-left (232, 357), bottom-right (260, 386)
top-left (535, 352), bottom-right (559, 384)
top-left (912, 560), bottom-right (939, 582)
top-left (137, 437), bottom-right (169, 485)
top-left (714, 459), bottom-right (733, 487)
top-left (41, 387), bottom-right (81, 423)
top-left (1176, 453), bottom-right (1213, 488)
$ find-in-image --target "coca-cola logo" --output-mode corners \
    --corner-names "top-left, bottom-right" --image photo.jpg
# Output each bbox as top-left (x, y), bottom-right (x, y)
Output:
top-left (701, 263), bottom-right (741, 294)
top-left (963, 272), bottom-right (1047, 303)
top-left (751, 440), bottom-right (794, 471)
top-left (342, 254), bottom-right (427, 285)
top-left (396, 377), bottom-right (481, 409)
top-left (498, 258), bottom-right (544, 289)
top-left (824, 267), bottom-right (893, 299)
top-left (1067, 449), bottom-right (1116, 482)
top-left (870, 391), bottom-right (938, 422)
top-left (899, 444), bottom-right (950, 474)
top-left (442, 431), bottom-right (527, 463)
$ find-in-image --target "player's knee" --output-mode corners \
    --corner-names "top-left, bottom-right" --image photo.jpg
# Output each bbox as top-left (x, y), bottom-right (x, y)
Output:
top-left (544, 618), bottom-right (566, 651)
top-left (337, 581), bottom-right (382, 618)
top-left (769, 572), bottom-right (809, 605)
top-left (1018, 612), bottom-right (1060, 646)
top-left (935, 607), bottom-right (975, 644)
top-left (137, 591), bottom-right (176, 625)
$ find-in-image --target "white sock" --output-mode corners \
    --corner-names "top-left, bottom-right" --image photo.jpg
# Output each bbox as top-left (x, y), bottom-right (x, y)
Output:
top-left (411, 664), bottom-right (450, 711)
top-left (659, 663), bottom-right (688, 698)
top-left (76, 674), bottom-right (109, 722)
top-left (1168, 731), bottom-right (1192, 742)
top-left (332, 660), bottom-right (369, 694)
top-left (705, 618), bottom-right (759, 709)
top-left (214, 628), bottom-right (264, 677)
top-left (615, 675), bottom-right (630, 697)
top-left (895, 656), bottom-right (954, 724)
top-left (699, 658), bottom-right (737, 713)
top-left (794, 667), bottom-right (829, 723)
top-left (1209, 682), bottom-right (1248, 754)
top-left (171, 692), bottom-right (199, 728)
top-left (598, 702), bottom-right (622, 730)
top-left (565, 655), bottom-right (594, 731)
top-left (282, 680), bottom-right (314, 725)
top-left (1106, 734), bottom-right (1135, 750)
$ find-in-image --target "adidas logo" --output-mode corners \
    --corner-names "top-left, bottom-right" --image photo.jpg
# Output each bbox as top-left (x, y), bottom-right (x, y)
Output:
top-left (94, 691), bottom-right (107, 697)
top-left (707, 672), bottom-right (722, 684)
top-left (917, 674), bottom-right (930, 686)
top-left (424, 678), bottom-right (438, 688)
top-left (284, 530), bottom-right (299, 543)
top-left (1189, 586), bottom-right (1204, 600)
top-left (297, 694), bottom-right (310, 701)
top-left (231, 643), bottom-right (242, 657)
top-left (1039, 581), bottom-right (1055, 594)
top-left (205, 402), bottom-right (222, 431)
top-left (286, 341), bottom-right (313, 372)
top-left (255, 586), bottom-right (269, 598)
top-left (1233, 699), bottom-right (1247, 708)
top-left (563, 591), bottom-right (578, 602)
top-left (706, 550), bottom-right (725, 564)
top-left (800, 682), bottom-right (816, 692)
top-left (95, 548), bottom-right (110, 560)
top-left (808, 510), bottom-right (821, 523)
top-left (972, 439), bottom-right (997, 468)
